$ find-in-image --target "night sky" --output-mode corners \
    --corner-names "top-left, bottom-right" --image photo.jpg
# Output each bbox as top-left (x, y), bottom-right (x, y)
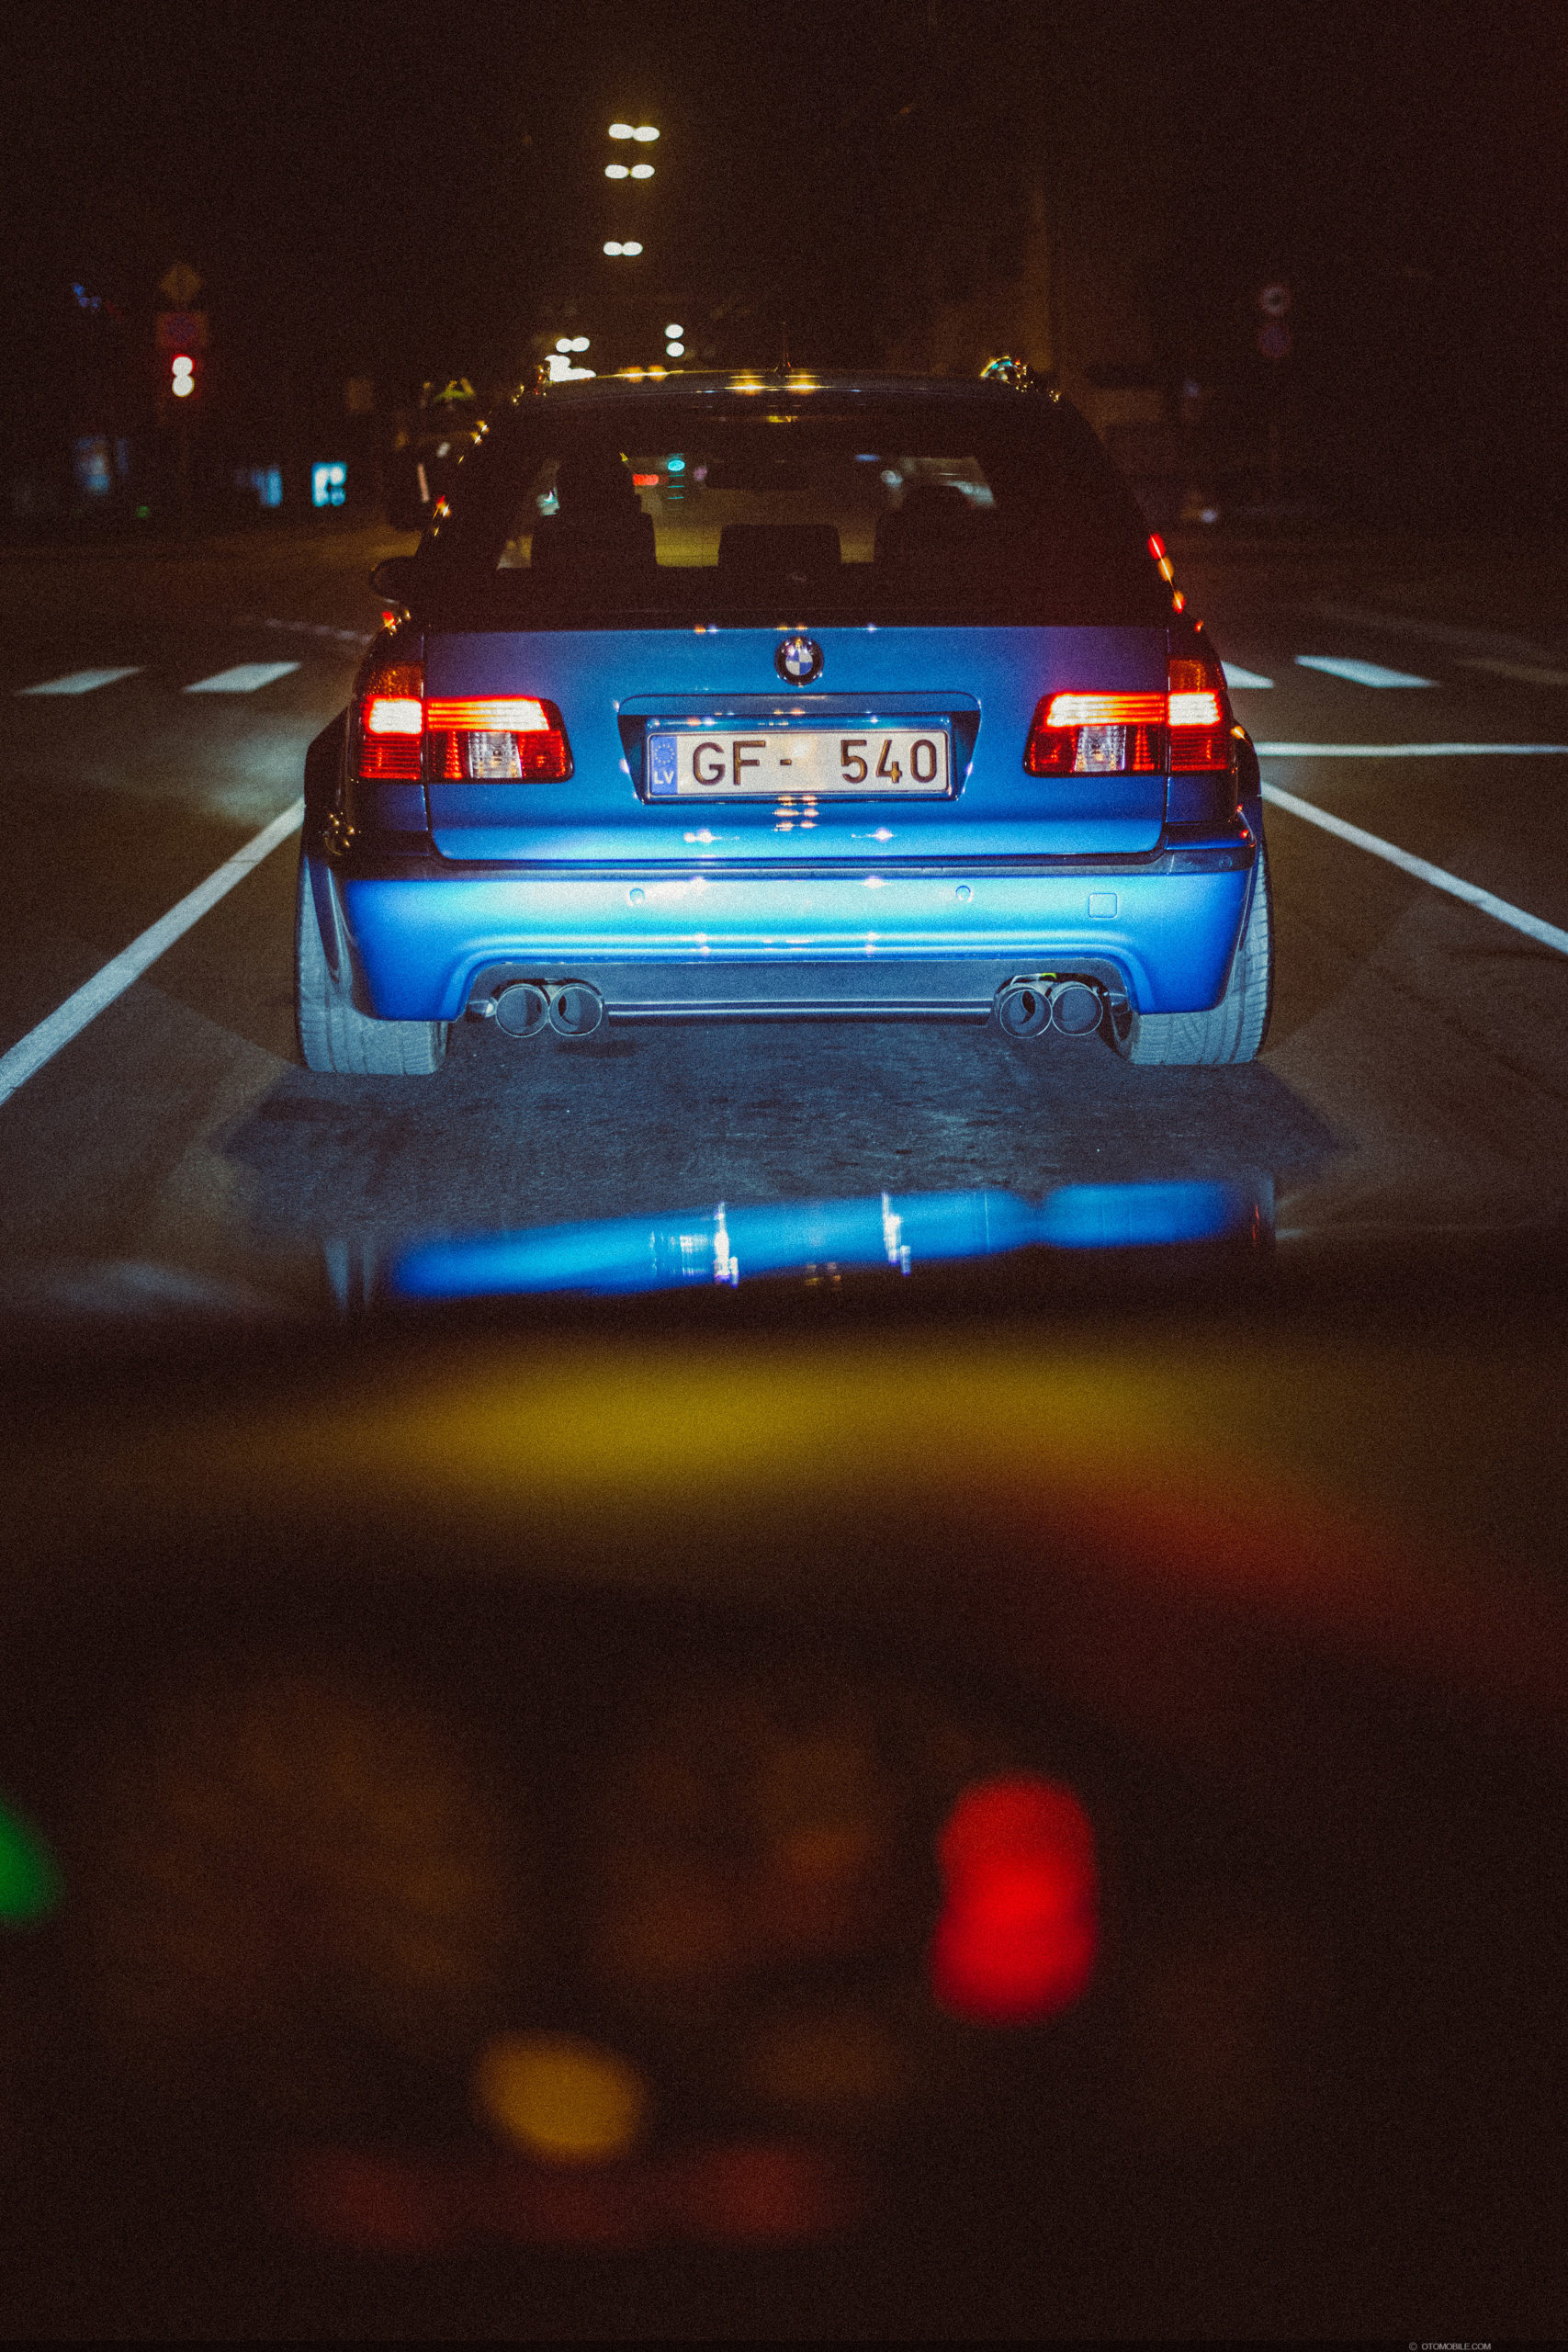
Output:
top-left (4, 0), bottom-right (1564, 515)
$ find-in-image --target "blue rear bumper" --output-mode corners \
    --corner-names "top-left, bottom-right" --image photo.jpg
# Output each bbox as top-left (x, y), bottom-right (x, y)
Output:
top-left (325, 846), bottom-right (1257, 1021)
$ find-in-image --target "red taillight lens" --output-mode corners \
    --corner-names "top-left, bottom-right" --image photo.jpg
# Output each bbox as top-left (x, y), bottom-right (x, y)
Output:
top-left (1167, 655), bottom-right (1230, 771)
top-left (1023, 690), bottom-right (1165, 776)
top-left (425, 697), bottom-right (551, 731)
top-left (1023, 658), bottom-right (1234, 779)
top-left (354, 671), bottom-right (573, 785)
top-left (356, 662), bottom-right (424, 780)
top-left (425, 696), bottom-right (572, 784)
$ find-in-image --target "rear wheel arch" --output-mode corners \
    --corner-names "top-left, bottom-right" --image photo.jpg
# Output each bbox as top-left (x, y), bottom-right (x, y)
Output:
top-left (295, 850), bottom-right (448, 1077)
top-left (1115, 841), bottom-right (1272, 1068)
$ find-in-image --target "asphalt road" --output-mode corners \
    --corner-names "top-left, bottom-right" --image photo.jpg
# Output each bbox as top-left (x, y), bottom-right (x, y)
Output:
top-left (2, 514), bottom-right (1566, 1315)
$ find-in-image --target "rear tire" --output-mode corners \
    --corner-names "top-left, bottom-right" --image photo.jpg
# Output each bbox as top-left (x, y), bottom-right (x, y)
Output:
top-left (1117, 842), bottom-right (1273, 1067)
top-left (295, 853), bottom-right (447, 1076)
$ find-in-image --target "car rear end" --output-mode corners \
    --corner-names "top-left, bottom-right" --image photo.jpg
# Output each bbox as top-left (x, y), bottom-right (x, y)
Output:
top-left (302, 373), bottom-right (1265, 1064)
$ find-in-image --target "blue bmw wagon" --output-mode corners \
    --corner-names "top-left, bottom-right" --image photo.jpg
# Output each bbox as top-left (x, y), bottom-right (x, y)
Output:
top-left (297, 368), bottom-right (1271, 1074)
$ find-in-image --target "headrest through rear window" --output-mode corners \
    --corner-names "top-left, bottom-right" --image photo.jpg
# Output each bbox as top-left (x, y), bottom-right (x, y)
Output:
top-left (553, 451), bottom-right (641, 510)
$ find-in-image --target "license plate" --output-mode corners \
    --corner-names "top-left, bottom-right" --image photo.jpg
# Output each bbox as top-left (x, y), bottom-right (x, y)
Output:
top-left (646, 725), bottom-right (952, 798)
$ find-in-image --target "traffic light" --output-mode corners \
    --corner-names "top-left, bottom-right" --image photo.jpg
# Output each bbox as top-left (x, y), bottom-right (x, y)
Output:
top-left (155, 307), bottom-right (208, 414)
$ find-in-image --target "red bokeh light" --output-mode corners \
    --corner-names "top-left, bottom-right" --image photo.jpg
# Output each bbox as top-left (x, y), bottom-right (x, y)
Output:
top-left (930, 1775), bottom-right (1099, 2023)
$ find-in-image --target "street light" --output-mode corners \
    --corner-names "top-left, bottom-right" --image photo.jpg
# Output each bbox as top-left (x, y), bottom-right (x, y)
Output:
top-left (664, 324), bottom-right (683, 339)
top-left (631, 125), bottom-right (659, 141)
top-left (603, 242), bottom-right (643, 257)
top-left (605, 164), bottom-right (628, 178)
top-left (630, 162), bottom-right (654, 177)
top-left (665, 342), bottom-right (684, 358)
top-left (608, 122), bottom-right (660, 141)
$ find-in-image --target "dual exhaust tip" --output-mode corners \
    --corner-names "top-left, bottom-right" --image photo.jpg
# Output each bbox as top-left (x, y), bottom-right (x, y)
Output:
top-left (493, 979), bottom-right (605, 1040)
top-left (995, 978), bottom-right (1104, 1039)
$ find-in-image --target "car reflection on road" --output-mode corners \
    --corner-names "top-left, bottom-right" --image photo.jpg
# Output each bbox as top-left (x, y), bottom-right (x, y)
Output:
top-left (347, 1177), bottom-right (1272, 1307)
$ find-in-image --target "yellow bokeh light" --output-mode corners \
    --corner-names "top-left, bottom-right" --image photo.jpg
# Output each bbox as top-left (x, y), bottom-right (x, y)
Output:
top-left (473, 2030), bottom-right (648, 2165)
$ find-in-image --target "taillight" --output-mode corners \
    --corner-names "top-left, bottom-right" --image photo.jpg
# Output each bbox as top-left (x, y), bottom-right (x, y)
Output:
top-left (357, 661), bottom-right (424, 780)
top-left (425, 697), bottom-right (572, 782)
top-left (1167, 655), bottom-right (1229, 771)
top-left (1023, 652), bottom-right (1234, 779)
top-left (1023, 690), bottom-right (1166, 776)
top-left (354, 665), bottom-right (573, 784)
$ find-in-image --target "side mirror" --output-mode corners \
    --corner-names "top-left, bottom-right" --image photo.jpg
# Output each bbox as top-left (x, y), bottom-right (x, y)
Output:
top-left (370, 556), bottom-right (417, 608)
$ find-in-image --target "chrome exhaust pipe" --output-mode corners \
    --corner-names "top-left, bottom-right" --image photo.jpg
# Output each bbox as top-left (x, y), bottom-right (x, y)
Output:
top-left (1048, 979), bottom-right (1102, 1036)
top-left (547, 980), bottom-right (606, 1039)
top-left (493, 981), bottom-right (550, 1038)
top-left (995, 980), bottom-right (1052, 1037)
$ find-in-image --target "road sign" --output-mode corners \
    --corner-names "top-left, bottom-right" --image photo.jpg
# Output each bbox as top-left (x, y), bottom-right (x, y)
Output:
top-left (156, 310), bottom-right (209, 351)
top-left (1257, 320), bottom-right (1292, 360)
top-left (1258, 282), bottom-right (1292, 318)
top-left (159, 261), bottom-right (202, 306)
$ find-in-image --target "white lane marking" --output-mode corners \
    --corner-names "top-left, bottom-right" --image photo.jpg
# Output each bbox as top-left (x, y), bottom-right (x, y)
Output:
top-left (184, 661), bottom-right (301, 695)
top-left (1222, 663), bottom-right (1273, 689)
top-left (1255, 741), bottom-right (1568, 756)
top-left (17, 667), bottom-right (142, 697)
top-left (1461, 656), bottom-right (1568, 689)
top-left (0, 800), bottom-right (305, 1112)
top-left (1296, 655), bottom-right (1435, 688)
top-left (1260, 782), bottom-right (1568, 957)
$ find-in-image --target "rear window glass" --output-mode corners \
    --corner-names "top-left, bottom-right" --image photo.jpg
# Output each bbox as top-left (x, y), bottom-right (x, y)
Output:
top-left (423, 401), bottom-right (1166, 628)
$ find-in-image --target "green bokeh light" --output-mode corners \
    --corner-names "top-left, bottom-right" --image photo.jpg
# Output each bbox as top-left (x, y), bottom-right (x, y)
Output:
top-left (0, 1800), bottom-right (62, 1924)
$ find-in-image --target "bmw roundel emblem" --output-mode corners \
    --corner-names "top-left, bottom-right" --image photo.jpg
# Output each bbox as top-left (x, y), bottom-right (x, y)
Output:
top-left (776, 634), bottom-right (824, 684)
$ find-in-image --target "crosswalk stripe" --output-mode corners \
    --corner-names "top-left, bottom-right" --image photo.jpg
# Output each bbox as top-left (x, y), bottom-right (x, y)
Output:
top-left (17, 667), bottom-right (142, 697)
top-left (1260, 782), bottom-right (1568, 956)
top-left (1222, 663), bottom-right (1273, 689)
top-left (1295, 655), bottom-right (1434, 688)
top-left (184, 661), bottom-right (301, 695)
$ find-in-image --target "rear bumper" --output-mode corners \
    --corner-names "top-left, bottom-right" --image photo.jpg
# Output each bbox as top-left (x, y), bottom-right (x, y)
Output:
top-left (321, 841), bottom-right (1258, 1022)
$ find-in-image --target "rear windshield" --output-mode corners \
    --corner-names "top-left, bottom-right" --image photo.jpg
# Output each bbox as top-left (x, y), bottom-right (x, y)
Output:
top-left (419, 398), bottom-right (1168, 628)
